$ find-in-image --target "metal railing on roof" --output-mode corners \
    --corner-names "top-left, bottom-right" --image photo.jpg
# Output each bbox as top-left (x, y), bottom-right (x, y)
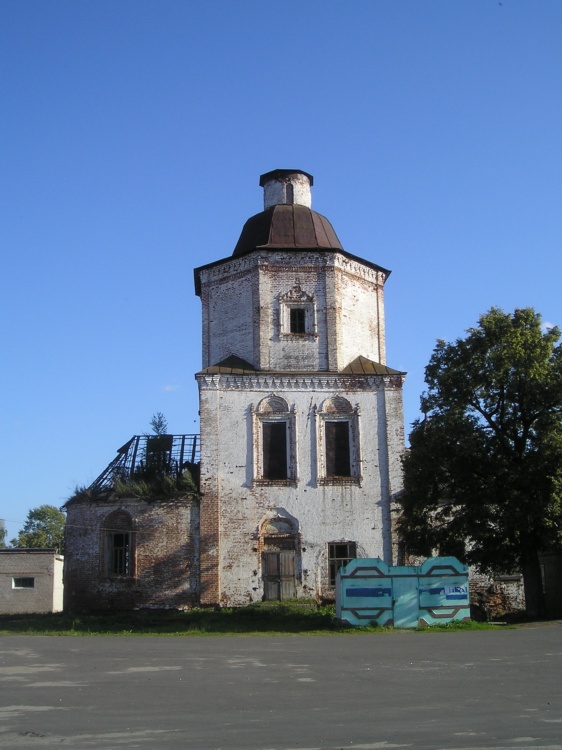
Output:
top-left (89, 434), bottom-right (200, 491)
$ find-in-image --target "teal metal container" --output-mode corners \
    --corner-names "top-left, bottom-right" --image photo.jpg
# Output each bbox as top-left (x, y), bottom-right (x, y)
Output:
top-left (336, 557), bottom-right (470, 627)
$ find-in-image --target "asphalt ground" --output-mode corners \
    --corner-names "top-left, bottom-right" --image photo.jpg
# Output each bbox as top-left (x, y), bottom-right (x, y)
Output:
top-left (1, 624), bottom-right (561, 750)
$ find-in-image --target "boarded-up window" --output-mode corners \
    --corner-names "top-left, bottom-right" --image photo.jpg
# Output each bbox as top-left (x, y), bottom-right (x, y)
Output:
top-left (325, 421), bottom-right (351, 477)
top-left (290, 307), bottom-right (306, 334)
top-left (263, 422), bottom-right (287, 480)
top-left (329, 542), bottom-right (357, 586)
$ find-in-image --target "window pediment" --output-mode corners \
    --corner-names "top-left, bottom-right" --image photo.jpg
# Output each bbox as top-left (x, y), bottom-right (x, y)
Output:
top-left (320, 395), bottom-right (354, 414)
top-left (257, 395), bottom-right (289, 414)
top-left (280, 284), bottom-right (313, 304)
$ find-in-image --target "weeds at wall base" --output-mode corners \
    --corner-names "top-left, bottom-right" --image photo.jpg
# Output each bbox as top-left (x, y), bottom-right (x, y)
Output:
top-left (0, 604), bottom-right (506, 636)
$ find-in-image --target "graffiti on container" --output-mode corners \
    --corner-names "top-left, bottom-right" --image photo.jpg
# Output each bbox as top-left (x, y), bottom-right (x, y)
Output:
top-left (419, 585), bottom-right (468, 600)
top-left (346, 587), bottom-right (392, 598)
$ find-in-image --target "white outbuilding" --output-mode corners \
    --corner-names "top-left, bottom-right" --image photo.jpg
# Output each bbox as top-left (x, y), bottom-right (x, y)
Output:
top-left (0, 549), bottom-right (64, 614)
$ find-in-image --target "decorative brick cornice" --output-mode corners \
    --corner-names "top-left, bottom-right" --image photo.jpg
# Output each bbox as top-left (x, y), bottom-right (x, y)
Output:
top-left (197, 250), bottom-right (388, 290)
top-left (195, 372), bottom-right (403, 391)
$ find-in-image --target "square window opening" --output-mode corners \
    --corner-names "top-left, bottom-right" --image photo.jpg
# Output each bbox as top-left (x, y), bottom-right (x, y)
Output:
top-left (13, 577), bottom-right (35, 589)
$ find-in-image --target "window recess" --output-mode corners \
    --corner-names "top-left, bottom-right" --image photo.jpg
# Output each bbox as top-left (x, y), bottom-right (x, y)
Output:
top-left (13, 577), bottom-right (35, 589)
top-left (290, 307), bottom-right (306, 334)
top-left (280, 285), bottom-right (316, 338)
top-left (102, 510), bottom-right (134, 578)
top-left (328, 542), bottom-right (357, 586)
top-left (253, 395), bottom-right (297, 485)
top-left (325, 421), bottom-right (351, 477)
top-left (316, 396), bottom-right (361, 485)
top-left (109, 532), bottom-right (131, 576)
top-left (262, 421), bottom-right (288, 480)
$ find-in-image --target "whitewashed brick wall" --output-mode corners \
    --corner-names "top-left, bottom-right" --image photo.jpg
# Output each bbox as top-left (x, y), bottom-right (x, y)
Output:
top-left (197, 371), bottom-right (405, 606)
top-left (198, 251), bottom-right (387, 372)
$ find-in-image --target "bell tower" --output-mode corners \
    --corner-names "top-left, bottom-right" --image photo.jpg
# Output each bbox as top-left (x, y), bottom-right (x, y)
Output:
top-left (194, 170), bottom-right (406, 606)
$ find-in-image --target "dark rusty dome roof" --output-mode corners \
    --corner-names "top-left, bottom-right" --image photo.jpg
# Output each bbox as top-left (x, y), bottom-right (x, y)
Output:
top-left (232, 204), bottom-right (344, 257)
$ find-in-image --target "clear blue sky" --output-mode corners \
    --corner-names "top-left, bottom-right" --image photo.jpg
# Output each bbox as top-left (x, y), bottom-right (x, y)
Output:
top-left (2, 1), bottom-right (561, 542)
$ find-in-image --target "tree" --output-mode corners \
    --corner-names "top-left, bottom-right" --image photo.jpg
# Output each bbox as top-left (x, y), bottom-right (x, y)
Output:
top-left (149, 412), bottom-right (168, 436)
top-left (399, 308), bottom-right (562, 617)
top-left (11, 504), bottom-right (66, 552)
top-left (141, 413), bottom-right (172, 479)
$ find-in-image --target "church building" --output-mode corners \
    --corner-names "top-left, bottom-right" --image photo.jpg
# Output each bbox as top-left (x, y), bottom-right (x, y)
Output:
top-left (62, 168), bottom-right (406, 611)
top-left (194, 169), bottom-right (406, 606)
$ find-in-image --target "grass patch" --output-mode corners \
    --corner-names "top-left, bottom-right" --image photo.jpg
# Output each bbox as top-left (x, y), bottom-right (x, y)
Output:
top-left (416, 619), bottom-right (513, 632)
top-left (0, 603), bottom-right (501, 637)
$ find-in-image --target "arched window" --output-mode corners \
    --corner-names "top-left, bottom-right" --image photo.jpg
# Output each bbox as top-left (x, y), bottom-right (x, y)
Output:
top-left (316, 396), bottom-right (361, 484)
top-left (102, 510), bottom-right (134, 577)
top-left (253, 395), bottom-right (296, 485)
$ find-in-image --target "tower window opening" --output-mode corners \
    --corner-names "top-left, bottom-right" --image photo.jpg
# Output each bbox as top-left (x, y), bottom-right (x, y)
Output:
top-left (325, 421), bottom-right (351, 477)
top-left (290, 307), bottom-right (306, 334)
top-left (262, 422), bottom-right (288, 480)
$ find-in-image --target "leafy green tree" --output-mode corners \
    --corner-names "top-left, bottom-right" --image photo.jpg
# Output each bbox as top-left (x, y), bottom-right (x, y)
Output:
top-left (399, 308), bottom-right (562, 617)
top-left (11, 504), bottom-right (66, 552)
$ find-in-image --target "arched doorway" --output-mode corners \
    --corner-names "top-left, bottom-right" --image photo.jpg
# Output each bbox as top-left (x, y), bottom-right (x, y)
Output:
top-left (260, 516), bottom-right (298, 601)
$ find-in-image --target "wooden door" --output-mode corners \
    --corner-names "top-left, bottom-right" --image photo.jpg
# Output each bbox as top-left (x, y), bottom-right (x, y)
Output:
top-left (263, 550), bottom-right (296, 600)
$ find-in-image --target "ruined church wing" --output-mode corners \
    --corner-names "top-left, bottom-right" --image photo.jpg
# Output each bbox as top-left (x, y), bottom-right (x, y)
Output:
top-left (194, 169), bottom-right (406, 607)
top-left (62, 434), bottom-right (200, 613)
top-left (62, 168), bottom-right (406, 614)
